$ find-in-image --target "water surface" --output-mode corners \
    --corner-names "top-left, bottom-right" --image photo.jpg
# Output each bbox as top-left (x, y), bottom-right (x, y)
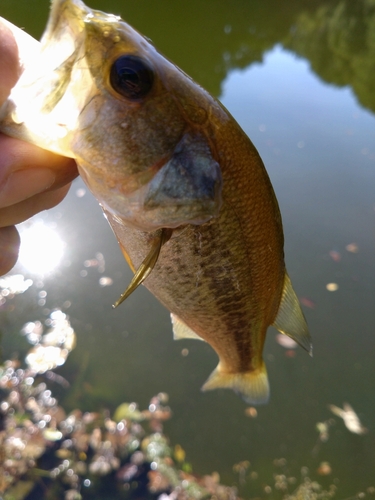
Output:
top-left (1, 0), bottom-right (374, 497)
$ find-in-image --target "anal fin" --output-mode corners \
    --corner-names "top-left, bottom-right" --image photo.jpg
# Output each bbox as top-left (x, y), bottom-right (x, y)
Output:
top-left (272, 273), bottom-right (312, 355)
top-left (201, 361), bottom-right (270, 405)
top-left (171, 313), bottom-right (204, 341)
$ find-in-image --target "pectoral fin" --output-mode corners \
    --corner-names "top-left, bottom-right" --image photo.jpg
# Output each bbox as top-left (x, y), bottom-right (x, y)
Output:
top-left (272, 273), bottom-right (312, 355)
top-left (201, 361), bottom-right (270, 405)
top-left (112, 228), bottom-right (172, 308)
top-left (119, 243), bottom-right (136, 273)
top-left (171, 313), bottom-right (204, 341)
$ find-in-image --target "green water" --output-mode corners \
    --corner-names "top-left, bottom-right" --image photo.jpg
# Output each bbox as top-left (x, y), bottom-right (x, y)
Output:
top-left (1, 0), bottom-right (374, 497)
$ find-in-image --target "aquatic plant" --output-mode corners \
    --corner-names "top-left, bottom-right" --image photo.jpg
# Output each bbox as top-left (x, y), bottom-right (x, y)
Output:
top-left (0, 317), bottom-right (238, 500)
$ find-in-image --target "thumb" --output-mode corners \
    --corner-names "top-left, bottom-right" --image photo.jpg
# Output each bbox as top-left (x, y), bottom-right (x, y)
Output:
top-left (0, 18), bottom-right (40, 105)
top-left (0, 20), bottom-right (20, 105)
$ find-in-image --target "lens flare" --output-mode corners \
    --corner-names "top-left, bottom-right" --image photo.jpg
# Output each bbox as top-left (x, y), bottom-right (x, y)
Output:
top-left (18, 221), bottom-right (65, 275)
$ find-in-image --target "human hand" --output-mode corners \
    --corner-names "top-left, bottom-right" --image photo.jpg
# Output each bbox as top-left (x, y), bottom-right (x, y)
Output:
top-left (0, 18), bottom-right (78, 276)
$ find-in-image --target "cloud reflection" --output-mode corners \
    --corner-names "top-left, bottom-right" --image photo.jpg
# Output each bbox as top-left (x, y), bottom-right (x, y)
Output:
top-left (18, 221), bottom-right (65, 275)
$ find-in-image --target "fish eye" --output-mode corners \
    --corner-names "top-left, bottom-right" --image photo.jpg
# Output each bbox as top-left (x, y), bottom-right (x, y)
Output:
top-left (110, 55), bottom-right (154, 100)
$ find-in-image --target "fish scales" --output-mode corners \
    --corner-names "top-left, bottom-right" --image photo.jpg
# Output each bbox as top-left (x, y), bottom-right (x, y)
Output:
top-left (106, 110), bottom-right (285, 377)
top-left (0, 0), bottom-right (311, 404)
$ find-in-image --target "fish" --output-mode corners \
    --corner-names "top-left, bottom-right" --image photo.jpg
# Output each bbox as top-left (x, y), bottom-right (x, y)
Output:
top-left (328, 403), bottom-right (367, 435)
top-left (0, 0), bottom-right (311, 404)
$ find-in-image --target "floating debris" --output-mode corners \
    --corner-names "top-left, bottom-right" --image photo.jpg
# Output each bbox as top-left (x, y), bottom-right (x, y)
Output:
top-left (245, 406), bottom-right (258, 418)
top-left (329, 250), bottom-right (341, 262)
top-left (328, 403), bottom-right (368, 435)
top-left (75, 187), bottom-right (86, 197)
top-left (346, 243), bottom-right (359, 253)
top-left (174, 444), bottom-right (186, 463)
top-left (317, 461), bottom-right (332, 476)
top-left (326, 283), bottom-right (339, 292)
top-left (275, 333), bottom-right (298, 349)
top-left (285, 349), bottom-right (297, 358)
top-left (299, 296), bottom-right (316, 309)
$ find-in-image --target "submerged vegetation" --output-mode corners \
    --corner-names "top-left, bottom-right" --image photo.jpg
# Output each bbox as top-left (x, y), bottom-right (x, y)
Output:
top-left (0, 339), bottom-right (237, 500)
top-left (1, 362), bottom-right (372, 500)
top-left (0, 302), bottom-right (374, 500)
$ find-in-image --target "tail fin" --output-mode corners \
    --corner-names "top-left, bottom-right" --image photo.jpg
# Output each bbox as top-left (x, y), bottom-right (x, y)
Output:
top-left (201, 361), bottom-right (269, 405)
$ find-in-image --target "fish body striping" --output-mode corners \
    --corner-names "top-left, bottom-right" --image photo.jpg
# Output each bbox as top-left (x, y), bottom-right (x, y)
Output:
top-left (0, 0), bottom-right (311, 404)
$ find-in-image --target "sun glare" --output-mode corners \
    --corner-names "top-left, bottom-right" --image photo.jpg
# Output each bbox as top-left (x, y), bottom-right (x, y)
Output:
top-left (18, 221), bottom-right (65, 275)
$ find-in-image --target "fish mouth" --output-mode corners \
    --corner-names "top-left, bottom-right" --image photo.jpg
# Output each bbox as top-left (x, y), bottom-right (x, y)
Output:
top-left (46, 0), bottom-right (122, 41)
top-left (0, 0), bottom-right (97, 156)
top-left (45, 0), bottom-right (89, 39)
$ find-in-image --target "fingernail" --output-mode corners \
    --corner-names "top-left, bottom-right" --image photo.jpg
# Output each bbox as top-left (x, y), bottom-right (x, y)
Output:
top-left (0, 168), bottom-right (56, 208)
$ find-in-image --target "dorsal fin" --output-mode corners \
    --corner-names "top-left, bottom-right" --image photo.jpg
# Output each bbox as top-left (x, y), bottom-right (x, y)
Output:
top-left (171, 313), bottom-right (205, 341)
top-left (272, 273), bottom-right (312, 356)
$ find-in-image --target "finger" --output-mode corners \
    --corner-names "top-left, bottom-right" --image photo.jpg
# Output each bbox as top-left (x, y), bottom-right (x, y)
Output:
top-left (0, 20), bottom-right (78, 207)
top-left (0, 134), bottom-right (78, 208)
top-left (0, 184), bottom-right (71, 227)
top-left (0, 225), bottom-right (20, 275)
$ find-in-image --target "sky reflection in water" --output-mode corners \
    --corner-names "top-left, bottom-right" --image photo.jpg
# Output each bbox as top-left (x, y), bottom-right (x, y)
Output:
top-left (0, 4), bottom-right (374, 497)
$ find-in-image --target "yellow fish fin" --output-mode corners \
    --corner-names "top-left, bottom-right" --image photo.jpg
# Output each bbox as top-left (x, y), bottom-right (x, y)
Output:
top-left (272, 273), bottom-right (312, 356)
top-left (119, 243), bottom-right (136, 273)
top-left (170, 313), bottom-right (205, 341)
top-left (113, 228), bottom-right (173, 308)
top-left (201, 361), bottom-right (269, 405)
